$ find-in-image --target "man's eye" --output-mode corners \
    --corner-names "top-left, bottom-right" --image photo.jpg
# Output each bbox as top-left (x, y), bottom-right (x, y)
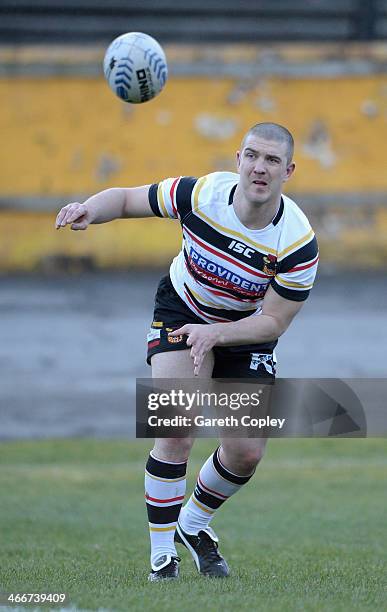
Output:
top-left (269, 157), bottom-right (280, 163)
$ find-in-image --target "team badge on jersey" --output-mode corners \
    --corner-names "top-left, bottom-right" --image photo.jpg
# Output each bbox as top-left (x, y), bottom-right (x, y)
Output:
top-left (167, 334), bottom-right (184, 344)
top-left (262, 254), bottom-right (278, 276)
top-left (250, 353), bottom-right (276, 376)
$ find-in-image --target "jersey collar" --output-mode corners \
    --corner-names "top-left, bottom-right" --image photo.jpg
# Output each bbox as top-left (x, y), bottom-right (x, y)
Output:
top-left (272, 197), bottom-right (284, 226)
top-left (228, 184), bottom-right (284, 227)
top-left (228, 184), bottom-right (237, 206)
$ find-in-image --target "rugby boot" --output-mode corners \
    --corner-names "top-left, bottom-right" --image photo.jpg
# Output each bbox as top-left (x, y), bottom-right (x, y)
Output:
top-left (148, 554), bottom-right (180, 582)
top-left (175, 522), bottom-right (229, 577)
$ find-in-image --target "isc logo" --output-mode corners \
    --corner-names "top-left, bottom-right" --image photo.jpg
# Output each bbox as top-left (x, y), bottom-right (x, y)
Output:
top-left (228, 240), bottom-right (254, 259)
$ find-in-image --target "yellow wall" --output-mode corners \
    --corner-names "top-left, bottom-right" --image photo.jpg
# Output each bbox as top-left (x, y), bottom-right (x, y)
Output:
top-left (1, 43), bottom-right (387, 271)
top-left (1, 207), bottom-right (387, 272)
top-left (0, 212), bottom-right (181, 270)
top-left (1, 74), bottom-right (387, 196)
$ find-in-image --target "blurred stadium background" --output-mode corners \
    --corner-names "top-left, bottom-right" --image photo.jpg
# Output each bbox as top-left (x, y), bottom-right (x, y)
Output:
top-left (1, 1), bottom-right (387, 434)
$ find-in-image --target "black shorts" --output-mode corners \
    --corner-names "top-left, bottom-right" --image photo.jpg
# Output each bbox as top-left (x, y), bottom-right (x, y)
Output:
top-left (146, 275), bottom-right (277, 379)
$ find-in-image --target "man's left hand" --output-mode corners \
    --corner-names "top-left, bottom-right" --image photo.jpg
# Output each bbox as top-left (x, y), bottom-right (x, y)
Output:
top-left (168, 324), bottom-right (222, 376)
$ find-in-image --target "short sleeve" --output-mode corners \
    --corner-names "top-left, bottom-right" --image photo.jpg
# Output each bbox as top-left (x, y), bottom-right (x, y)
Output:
top-left (148, 176), bottom-right (197, 220)
top-left (271, 233), bottom-right (319, 302)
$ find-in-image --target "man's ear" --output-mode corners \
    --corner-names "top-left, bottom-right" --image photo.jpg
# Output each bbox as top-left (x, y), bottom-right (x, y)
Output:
top-left (236, 150), bottom-right (241, 170)
top-left (284, 162), bottom-right (295, 182)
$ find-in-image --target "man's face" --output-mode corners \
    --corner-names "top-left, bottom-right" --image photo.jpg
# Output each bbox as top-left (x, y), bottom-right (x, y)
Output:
top-left (236, 135), bottom-right (295, 207)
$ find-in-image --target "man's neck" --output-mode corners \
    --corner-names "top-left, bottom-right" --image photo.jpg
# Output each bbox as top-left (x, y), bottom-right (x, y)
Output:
top-left (232, 187), bottom-right (281, 230)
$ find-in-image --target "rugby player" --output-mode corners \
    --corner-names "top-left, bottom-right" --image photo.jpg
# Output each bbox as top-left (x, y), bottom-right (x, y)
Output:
top-left (56, 123), bottom-right (318, 581)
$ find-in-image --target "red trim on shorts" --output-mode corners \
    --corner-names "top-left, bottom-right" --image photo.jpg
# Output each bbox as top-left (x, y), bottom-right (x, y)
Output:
top-left (148, 340), bottom-right (161, 349)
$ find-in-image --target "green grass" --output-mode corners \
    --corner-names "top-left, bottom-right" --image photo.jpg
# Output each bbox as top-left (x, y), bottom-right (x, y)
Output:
top-left (1, 439), bottom-right (387, 612)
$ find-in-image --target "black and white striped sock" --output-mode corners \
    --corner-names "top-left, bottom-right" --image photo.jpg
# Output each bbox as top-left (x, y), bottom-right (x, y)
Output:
top-left (145, 451), bottom-right (187, 566)
top-left (179, 447), bottom-right (253, 535)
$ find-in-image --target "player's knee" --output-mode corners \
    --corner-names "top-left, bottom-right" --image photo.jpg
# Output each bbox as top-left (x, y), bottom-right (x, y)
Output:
top-left (221, 444), bottom-right (266, 474)
top-left (245, 447), bottom-right (265, 470)
top-left (236, 451), bottom-right (264, 474)
top-left (152, 437), bottom-right (193, 462)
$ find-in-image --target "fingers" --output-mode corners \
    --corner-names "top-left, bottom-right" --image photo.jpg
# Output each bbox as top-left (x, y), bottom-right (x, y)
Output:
top-left (70, 222), bottom-right (88, 231)
top-left (168, 324), bottom-right (208, 376)
top-left (169, 325), bottom-right (190, 336)
top-left (55, 203), bottom-right (88, 230)
top-left (193, 353), bottom-right (203, 377)
top-left (168, 325), bottom-right (194, 346)
top-left (55, 204), bottom-right (73, 229)
top-left (190, 344), bottom-right (204, 376)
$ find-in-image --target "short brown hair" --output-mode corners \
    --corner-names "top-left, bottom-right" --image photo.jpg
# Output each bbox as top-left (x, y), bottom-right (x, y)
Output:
top-left (241, 122), bottom-right (294, 164)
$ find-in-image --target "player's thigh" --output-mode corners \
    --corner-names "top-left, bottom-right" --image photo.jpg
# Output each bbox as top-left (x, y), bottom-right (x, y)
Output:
top-left (151, 348), bottom-right (214, 378)
top-left (151, 349), bottom-right (214, 461)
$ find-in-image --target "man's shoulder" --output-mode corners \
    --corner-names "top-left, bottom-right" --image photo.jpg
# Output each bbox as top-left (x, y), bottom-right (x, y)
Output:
top-left (281, 193), bottom-right (313, 231)
top-left (199, 171), bottom-right (239, 188)
top-left (195, 172), bottom-right (239, 207)
top-left (277, 194), bottom-right (317, 264)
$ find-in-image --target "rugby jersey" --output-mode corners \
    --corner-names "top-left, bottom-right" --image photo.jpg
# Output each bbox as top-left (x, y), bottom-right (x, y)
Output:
top-left (148, 171), bottom-right (318, 324)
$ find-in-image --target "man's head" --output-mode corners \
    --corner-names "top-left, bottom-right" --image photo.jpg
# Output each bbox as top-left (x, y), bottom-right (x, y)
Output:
top-left (241, 123), bottom-right (294, 164)
top-left (236, 122), bottom-right (295, 208)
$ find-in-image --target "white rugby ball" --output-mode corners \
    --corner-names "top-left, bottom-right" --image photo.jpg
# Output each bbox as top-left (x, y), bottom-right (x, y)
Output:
top-left (103, 32), bottom-right (168, 104)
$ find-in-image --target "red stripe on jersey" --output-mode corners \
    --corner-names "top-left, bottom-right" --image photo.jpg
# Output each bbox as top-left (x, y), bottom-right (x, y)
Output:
top-left (169, 177), bottom-right (179, 218)
top-left (183, 257), bottom-right (262, 304)
top-left (184, 226), bottom-right (270, 280)
top-left (184, 259), bottom-right (243, 303)
top-left (288, 255), bottom-right (319, 273)
top-left (186, 254), bottom-right (267, 299)
top-left (200, 283), bottom-right (258, 303)
top-left (145, 493), bottom-right (185, 503)
top-left (184, 290), bottom-right (230, 322)
top-left (198, 475), bottom-right (228, 499)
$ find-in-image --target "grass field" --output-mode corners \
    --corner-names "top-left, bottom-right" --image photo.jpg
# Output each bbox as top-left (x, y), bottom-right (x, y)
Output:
top-left (1, 438), bottom-right (387, 612)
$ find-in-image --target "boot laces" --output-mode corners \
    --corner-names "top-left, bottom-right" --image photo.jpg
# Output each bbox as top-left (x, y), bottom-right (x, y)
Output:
top-left (198, 532), bottom-right (222, 562)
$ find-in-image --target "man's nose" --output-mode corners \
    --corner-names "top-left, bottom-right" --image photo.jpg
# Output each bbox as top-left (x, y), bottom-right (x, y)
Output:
top-left (253, 157), bottom-right (266, 173)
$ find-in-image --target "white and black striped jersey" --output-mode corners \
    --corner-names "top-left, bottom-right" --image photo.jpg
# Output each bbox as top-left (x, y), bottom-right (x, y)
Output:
top-left (148, 171), bottom-right (318, 324)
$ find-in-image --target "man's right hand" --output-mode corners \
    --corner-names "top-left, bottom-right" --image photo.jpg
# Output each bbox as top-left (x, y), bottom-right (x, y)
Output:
top-left (55, 186), bottom-right (154, 230)
top-left (55, 202), bottom-right (93, 231)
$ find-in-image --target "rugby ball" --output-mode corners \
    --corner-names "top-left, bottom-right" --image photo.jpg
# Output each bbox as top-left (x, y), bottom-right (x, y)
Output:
top-left (103, 32), bottom-right (168, 104)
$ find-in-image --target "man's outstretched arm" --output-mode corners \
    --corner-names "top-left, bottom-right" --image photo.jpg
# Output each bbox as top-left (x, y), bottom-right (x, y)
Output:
top-left (55, 185), bottom-right (153, 230)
